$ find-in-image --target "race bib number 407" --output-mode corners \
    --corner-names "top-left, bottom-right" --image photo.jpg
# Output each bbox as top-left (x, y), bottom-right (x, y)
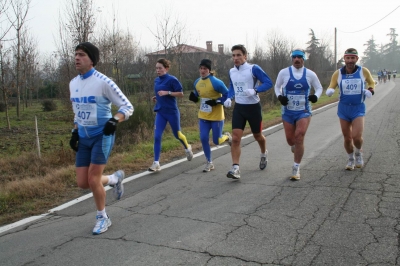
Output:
top-left (73, 103), bottom-right (98, 126)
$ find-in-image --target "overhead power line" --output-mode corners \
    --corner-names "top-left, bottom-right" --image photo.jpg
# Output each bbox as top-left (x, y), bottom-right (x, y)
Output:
top-left (338, 5), bottom-right (400, 33)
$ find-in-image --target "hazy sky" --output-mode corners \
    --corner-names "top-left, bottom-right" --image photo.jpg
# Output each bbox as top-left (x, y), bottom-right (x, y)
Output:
top-left (29, 0), bottom-right (400, 60)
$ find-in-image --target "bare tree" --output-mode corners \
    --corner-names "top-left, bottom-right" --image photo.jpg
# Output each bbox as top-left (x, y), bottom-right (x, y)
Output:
top-left (65, 0), bottom-right (96, 43)
top-left (19, 27), bottom-right (38, 107)
top-left (92, 6), bottom-right (140, 99)
top-left (9, 0), bottom-right (31, 118)
top-left (0, 0), bottom-right (13, 130)
top-left (0, 42), bottom-right (13, 129)
top-left (0, 0), bottom-right (12, 43)
top-left (264, 31), bottom-right (293, 80)
top-left (54, 0), bottom-right (97, 102)
top-left (148, 6), bottom-right (185, 59)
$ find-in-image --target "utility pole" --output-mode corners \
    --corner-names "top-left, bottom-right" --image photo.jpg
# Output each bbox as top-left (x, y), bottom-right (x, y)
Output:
top-left (334, 27), bottom-right (337, 70)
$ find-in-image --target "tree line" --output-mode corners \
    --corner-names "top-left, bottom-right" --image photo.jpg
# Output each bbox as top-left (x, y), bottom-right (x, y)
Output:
top-left (361, 28), bottom-right (400, 73)
top-left (0, 0), bottom-right (399, 131)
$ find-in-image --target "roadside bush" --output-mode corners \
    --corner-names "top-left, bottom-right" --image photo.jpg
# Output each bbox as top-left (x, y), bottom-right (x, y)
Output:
top-left (116, 100), bottom-right (155, 145)
top-left (42, 100), bottom-right (57, 112)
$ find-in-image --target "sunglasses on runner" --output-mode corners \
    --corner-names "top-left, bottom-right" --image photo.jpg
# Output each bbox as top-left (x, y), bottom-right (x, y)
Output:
top-left (292, 55), bottom-right (303, 59)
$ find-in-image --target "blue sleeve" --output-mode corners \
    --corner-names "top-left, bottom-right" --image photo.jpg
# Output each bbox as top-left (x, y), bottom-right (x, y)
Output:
top-left (170, 76), bottom-right (183, 92)
top-left (209, 76), bottom-right (228, 94)
top-left (193, 78), bottom-right (200, 96)
top-left (210, 76), bottom-right (229, 103)
top-left (228, 73), bottom-right (235, 99)
top-left (252, 65), bottom-right (273, 92)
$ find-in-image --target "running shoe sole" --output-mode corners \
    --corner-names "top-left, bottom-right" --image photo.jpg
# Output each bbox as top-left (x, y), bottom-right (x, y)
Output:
top-left (113, 170), bottom-right (125, 200)
top-left (227, 172), bottom-right (240, 179)
top-left (203, 164), bottom-right (215, 172)
top-left (259, 157), bottom-right (267, 170)
top-left (92, 216), bottom-right (112, 235)
top-left (290, 175), bottom-right (300, 181)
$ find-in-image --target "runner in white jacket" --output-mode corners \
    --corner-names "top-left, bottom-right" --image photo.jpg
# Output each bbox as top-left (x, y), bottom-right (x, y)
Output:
top-left (69, 42), bottom-right (133, 235)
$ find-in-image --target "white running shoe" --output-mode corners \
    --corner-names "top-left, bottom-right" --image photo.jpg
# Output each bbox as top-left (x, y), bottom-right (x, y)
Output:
top-left (148, 161), bottom-right (161, 172)
top-left (112, 170), bottom-right (125, 200)
top-left (203, 161), bottom-right (215, 172)
top-left (227, 166), bottom-right (240, 179)
top-left (290, 166), bottom-right (300, 180)
top-left (259, 153), bottom-right (268, 170)
top-left (345, 158), bottom-right (355, 170)
top-left (355, 152), bottom-right (364, 168)
top-left (92, 215), bottom-right (112, 235)
top-left (186, 145), bottom-right (193, 161)
top-left (224, 132), bottom-right (232, 146)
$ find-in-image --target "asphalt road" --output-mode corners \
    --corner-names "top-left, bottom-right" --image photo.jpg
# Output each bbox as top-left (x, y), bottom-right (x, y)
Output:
top-left (0, 79), bottom-right (399, 266)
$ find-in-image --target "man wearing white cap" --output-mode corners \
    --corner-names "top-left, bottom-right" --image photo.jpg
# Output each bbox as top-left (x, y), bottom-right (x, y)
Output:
top-left (275, 49), bottom-right (323, 180)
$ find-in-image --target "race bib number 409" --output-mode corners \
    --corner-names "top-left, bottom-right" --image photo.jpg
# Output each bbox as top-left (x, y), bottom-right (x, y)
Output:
top-left (342, 79), bottom-right (362, 95)
top-left (73, 103), bottom-right (98, 126)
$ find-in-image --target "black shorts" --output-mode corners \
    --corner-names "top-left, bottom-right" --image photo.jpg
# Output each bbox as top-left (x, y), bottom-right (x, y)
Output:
top-left (232, 102), bottom-right (263, 133)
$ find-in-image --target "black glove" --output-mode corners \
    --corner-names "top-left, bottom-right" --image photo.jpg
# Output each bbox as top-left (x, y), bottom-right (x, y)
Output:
top-left (308, 95), bottom-right (318, 103)
top-left (189, 91), bottom-right (198, 103)
top-left (205, 99), bottom-right (221, 106)
top-left (278, 95), bottom-right (289, 106)
top-left (69, 129), bottom-right (79, 152)
top-left (368, 87), bottom-right (375, 95)
top-left (103, 118), bottom-right (118, 136)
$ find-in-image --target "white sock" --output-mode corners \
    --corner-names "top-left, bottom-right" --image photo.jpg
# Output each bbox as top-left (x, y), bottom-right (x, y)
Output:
top-left (294, 163), bottom-right (300, 168)
top-left (154, 161), bottom-right (159, 164)
top-left (355, 148), bottom-right (361, 154)
top-left (348, 152), bottom-right (354, 159)
top-left (107, 174), bottom-right (118, 185)
top-left (97, 209), bottom-right (107, 218)
top-left (233, 164), bottom-right (239, 170)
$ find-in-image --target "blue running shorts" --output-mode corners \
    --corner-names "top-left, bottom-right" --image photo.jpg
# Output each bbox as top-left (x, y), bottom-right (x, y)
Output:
top-left (282, 112), bottom-right (311, 125)
top-left (337, 102), bottom-right (365, 122)
top-left (76, 134), bottom-right (115, 167)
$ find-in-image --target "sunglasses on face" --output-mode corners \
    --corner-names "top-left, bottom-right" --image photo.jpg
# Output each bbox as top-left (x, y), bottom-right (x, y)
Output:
top-left (292, 55), bottom-right (303, 59)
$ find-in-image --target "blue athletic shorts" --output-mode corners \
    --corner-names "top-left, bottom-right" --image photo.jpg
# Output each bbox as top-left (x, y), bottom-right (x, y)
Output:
top-left (337, 102), bottom-right (365, 122)
top-left (75, 134), bottom-right (115, 167)
top-left (282, 112), bottom-right (311, 125)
